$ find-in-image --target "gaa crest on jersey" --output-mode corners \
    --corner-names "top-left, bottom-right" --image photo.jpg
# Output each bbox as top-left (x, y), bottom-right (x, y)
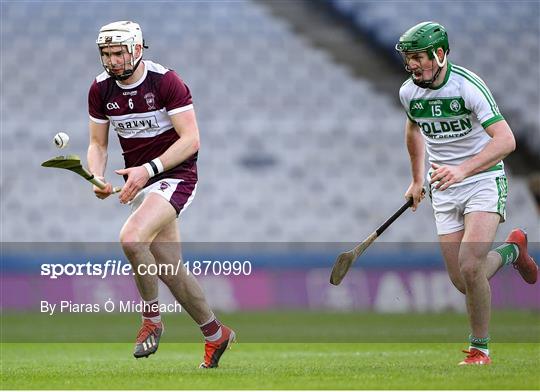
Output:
top-left (144, 93), bottom-right (156, 110)
top-left (450, 99), bottom-right (461, 112)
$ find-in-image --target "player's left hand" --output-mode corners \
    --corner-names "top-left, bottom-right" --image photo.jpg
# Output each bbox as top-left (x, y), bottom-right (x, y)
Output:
top-left (115, 166), bottom-right (150, 204)
top-left (430, 163), bottom-right (466, 191)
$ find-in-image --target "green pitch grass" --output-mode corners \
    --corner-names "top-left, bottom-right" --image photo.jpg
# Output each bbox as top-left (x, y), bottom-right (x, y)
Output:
top-left (3, 310), bottom-right (539, 342)
top-left (2, 342), bottom-right (539, 389)
top-left (1, 311), bottom-right (539, 389)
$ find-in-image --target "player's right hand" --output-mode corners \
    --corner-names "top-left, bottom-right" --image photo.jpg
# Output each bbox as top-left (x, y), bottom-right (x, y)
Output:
top-left (93, 176), bottom-right (113, 199)
top-left (405, 181), bottom-right (425, 211)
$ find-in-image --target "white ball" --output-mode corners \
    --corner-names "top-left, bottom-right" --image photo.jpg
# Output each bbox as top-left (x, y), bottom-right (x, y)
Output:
top-left (54, 132), bottom-right (70, 149)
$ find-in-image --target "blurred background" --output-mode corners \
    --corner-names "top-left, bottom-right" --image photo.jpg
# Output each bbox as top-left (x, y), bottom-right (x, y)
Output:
top-left (1, 1), bottom-right (539, 323)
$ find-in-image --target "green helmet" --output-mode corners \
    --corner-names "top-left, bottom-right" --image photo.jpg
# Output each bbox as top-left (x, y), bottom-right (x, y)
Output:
top-left (395, 21), bottom-right (449, 59)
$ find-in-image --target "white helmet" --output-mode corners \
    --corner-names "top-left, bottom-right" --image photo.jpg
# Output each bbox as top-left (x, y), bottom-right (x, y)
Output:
top-left (96, 21), bottom-right (146, 80)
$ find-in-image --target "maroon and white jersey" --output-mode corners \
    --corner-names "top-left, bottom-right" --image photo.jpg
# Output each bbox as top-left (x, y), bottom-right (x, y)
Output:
top-left (88, 60), bottom-right (197, 186)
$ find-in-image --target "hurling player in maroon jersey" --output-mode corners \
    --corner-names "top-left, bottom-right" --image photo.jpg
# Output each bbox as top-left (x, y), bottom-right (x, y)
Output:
top-left (87, 21), bottom-right (235, 368)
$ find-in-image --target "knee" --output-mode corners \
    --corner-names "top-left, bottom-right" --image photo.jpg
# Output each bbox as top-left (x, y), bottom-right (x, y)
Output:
top-left (459, 258), bottom-right (483, 284)
top-left (450, 277), bottom-right (466, 294)
top-left (119, 226), bottom-right (147, 256)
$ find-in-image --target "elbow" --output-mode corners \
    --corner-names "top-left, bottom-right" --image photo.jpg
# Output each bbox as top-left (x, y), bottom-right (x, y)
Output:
top-left (191, 136), bottom-right (200, 154)
top-left (89, 142), bottom-right (108, 156)
top-left (509, 136), bottom-right (516, 153)
top-left (506, 133), bottom-right (516, 155)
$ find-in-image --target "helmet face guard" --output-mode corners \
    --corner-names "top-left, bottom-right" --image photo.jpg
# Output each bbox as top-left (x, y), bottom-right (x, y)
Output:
top-left (96, 21), bottom-right (147, 81)
top-left (397, 48), bottom-right (448, 88)
top-left (395, 21), bottom-right (449, 88)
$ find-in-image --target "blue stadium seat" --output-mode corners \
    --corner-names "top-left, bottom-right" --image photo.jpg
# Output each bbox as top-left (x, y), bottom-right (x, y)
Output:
top-left (327, 0), bottom-right (539, 153)
top-left (1, 1), bottom-right (537, 243)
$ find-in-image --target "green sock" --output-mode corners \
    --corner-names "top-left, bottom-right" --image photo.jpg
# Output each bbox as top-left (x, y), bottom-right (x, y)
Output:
top-left (469, 335), bottom-right (489, 353)
top-left (493, 243), bottom-right (519, 266)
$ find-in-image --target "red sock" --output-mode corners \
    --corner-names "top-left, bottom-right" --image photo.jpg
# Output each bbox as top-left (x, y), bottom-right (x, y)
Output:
top-left (200, 316), bottom-right (222, 341)
top-left (142, 299), bottom-right (161, 323)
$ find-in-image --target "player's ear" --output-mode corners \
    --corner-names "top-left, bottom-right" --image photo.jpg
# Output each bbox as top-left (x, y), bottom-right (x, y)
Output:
top-left (436, 47), bottom-right (445, 62)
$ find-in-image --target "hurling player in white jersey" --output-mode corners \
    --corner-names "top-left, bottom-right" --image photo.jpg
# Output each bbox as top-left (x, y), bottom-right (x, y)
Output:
top-left (396, 21), bottom-right (538, 365)
top-left (87, 21), bottom-right (235, 368)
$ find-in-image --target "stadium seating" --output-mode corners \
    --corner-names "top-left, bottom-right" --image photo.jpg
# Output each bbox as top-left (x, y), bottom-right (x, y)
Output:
top-left (327, 0), bottom-right (540, 153)
top-left (1, 1), bottom-right (538, 244)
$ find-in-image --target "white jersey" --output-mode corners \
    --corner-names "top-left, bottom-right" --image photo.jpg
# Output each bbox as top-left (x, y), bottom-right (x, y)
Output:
top-left (399, 62), bottom-right (505, 186)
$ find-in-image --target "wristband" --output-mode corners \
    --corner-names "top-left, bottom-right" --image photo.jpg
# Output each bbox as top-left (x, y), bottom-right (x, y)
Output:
top-left (143, 158), bottom-right (164, 178)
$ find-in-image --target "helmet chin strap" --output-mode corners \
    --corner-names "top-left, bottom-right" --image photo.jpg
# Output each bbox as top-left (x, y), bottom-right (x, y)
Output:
top-left (110, 56), bottom-right (143, 81)
top-left (412, 50), bottom-right (447, 88)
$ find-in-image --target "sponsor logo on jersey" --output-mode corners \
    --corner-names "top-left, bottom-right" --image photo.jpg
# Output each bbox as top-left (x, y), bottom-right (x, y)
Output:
top-left (111, 115), bottom-right (159, 134)
top-left (107, 102), bottom-right (120, 110)
top-left (123, 91), bottom-right (138, 96)
top-left (417, 117), bottom-right (473, 139)
top-left (144, 93), bottom-right (156, 110)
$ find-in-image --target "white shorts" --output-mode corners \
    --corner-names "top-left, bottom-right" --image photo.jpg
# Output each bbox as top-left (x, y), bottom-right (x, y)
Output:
top-left (430, 176), bottom-right (507, 235)
top-left (131, 178), bottom-right (197, 217)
